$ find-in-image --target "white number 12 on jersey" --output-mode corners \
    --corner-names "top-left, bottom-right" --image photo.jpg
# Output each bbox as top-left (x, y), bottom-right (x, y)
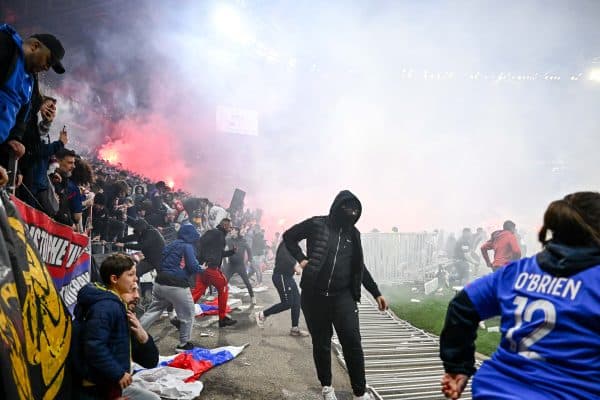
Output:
top-left (505, 295), bottom-right (556, 360)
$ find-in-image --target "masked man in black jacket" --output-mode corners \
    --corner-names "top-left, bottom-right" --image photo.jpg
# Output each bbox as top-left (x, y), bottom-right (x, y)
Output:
top-left (283, 190), bottom-right (387, 400)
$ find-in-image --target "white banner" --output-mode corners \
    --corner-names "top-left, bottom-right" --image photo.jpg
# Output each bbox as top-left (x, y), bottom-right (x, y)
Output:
top-left (216, 105), bottom-right (259, 136)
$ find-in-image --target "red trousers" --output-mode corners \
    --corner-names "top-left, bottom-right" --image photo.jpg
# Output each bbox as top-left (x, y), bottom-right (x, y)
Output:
top-left (191, 268), bottom-right (229, 320)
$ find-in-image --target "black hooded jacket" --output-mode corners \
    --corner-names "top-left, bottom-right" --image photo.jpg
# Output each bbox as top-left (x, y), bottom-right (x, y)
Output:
top-left (122, 219), bottom-right (165, 267)
top-left (283, 190), bottom-right (381, 301)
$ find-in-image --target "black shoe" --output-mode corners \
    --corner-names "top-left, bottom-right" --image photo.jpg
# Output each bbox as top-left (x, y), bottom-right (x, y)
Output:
top-left (218, 316), bottom-right (237, 327)
top-left (175, 341), bottom-right (196, 352)
top-left (170, 317), bottom-right (181, 329)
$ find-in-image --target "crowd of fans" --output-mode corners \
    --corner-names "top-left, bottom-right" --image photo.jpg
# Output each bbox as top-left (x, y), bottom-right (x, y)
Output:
top-left (4, 22), bottom-right (598, 400)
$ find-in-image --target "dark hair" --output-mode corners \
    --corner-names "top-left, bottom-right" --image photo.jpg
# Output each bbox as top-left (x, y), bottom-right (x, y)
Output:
top-left (100, 253), bottom-right (135, 286)
top-left (71, 158), bottom-right (95, 186)
top-left (94, 192), bottom-right (106, 206)
top-left (503, 220), bottom-right (516, 231)
top-left (55, 148), bottom-right (77, 160)
top-left (42, 95), bottom-right (57, 104)
top-left (538, 191), bottom-right (600, 247)
top-left (114, 180), bottom-right (129, 196)
top-left (183, 197), bottom-right (203, 217)
top-left (220, 218), bottom-right (231, 224)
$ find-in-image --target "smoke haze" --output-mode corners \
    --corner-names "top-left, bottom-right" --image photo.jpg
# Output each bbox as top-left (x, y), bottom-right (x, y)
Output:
top-left (6, 0), bottom-right (600, 241)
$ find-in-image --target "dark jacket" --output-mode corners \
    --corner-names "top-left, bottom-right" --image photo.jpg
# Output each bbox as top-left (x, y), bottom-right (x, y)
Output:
top-left (156, 223), bottom-right (202, 287)
top-left (197, 225), bottom-right (235, 268)
top-left (273, 241), bottom-right (297, 276)
top-left (251, 231), bottom-right (266, 256)
top-left (283, 190), bottom-right (381, 301)
top-left (122, 219), bottom-right (165, 267)
top-left (17, 77), bottom-right (65, 194)
top-left (72, 283), bottom-right (158, 386)
top-left (227, 236), bottom-right (251, 267)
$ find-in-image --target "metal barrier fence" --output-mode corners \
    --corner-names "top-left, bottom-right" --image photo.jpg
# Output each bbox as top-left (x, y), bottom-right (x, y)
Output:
top-left (362, 232), bottom-right (444, 284)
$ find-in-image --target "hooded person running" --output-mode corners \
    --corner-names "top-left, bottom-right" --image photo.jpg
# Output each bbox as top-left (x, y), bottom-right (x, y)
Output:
top-left (283, 190), bottom-right (387, 400)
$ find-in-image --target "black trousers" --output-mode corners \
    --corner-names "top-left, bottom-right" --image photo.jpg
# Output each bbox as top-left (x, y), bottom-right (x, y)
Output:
top-left (136, 259), bottom-right (157, 278)
top-left (223, 262), bottom-right (254, 297)
top-left (301, 289), bottom-right (366, 396)
top-left (263, 273), bottom-right (300, 327)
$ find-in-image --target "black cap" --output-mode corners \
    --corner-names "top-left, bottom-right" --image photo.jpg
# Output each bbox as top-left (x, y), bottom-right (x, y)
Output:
top-left (30, 33), bottom-right (65, 74)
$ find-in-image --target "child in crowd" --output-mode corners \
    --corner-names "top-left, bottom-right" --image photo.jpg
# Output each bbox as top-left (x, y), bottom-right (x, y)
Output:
top-left (71, 253), bottom-right (160, 400)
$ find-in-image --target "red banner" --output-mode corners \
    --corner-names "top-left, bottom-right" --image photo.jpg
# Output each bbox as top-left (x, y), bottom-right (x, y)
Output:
top-left (12, 195), bottom-right (91, 314)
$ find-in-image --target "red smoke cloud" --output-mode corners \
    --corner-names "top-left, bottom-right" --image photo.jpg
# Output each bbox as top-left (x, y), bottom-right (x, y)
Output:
top-left (98, 114), bottom-right (192, 189)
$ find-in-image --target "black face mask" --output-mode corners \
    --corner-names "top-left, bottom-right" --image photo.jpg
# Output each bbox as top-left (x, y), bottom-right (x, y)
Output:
top-left (333, 205), bottom-right (359, 228)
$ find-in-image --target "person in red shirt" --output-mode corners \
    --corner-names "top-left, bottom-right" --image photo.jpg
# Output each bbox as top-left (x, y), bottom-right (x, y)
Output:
top-left (480, 220), bottom-right (522, 271)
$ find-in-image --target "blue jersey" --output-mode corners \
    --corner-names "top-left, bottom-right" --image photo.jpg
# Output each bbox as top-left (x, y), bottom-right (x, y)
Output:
top-left (465, 255), bottom-right (600, 399)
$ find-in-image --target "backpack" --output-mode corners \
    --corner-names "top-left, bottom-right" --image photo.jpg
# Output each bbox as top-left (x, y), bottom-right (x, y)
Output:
top-left (69, 307), bottom-right (89, 385)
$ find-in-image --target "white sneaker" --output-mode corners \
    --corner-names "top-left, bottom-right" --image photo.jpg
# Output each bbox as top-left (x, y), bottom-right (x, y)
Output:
top-left (251, 296), bottom-right (257, 305)
top-left (353, 392), bottom-right (374, 400)
top-left (322, 386), bottom-right (337, 400)
top-left (254, 311), bottom-right (265, 328)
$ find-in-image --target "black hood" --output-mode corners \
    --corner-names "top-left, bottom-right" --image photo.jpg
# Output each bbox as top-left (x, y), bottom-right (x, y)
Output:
top-left (536, 241), bottom-right (600, 277)
top-left (329, 190), bottom-right (362, 228)
top-left (133, 218), bottom-right (150, 235)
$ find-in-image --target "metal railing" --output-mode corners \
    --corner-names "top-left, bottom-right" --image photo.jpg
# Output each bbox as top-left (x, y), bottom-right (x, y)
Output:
top-left (332, 294), bottom-right (479, 400)
top-left (362, 233), bottom-right (443, 284)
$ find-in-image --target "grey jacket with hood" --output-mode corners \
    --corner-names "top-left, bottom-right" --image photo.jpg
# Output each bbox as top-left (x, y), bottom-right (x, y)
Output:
top-left (283, 190), bottom-right (381, 301)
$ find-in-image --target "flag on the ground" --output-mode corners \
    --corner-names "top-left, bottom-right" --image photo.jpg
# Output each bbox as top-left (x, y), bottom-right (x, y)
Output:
top-left (130, 345), bottom-right (247, 399)
top-left (162, 345), bottom-right (247, 382)
top-left (195, 297), bottom-right (232, 316)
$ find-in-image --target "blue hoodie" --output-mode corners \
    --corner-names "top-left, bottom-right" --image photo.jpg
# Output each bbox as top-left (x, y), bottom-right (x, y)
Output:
top-left (156, 223), bottom-right (202, 287)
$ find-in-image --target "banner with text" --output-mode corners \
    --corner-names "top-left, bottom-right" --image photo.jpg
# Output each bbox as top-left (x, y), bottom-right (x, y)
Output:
top-left (12, 195), bottom-right (90, 314)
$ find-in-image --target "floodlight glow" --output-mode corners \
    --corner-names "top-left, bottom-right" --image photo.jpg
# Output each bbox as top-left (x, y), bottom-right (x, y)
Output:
top-left (589, 68), bottom-right (600, 82)
top-left (212, 3), bottom-right (254, 44)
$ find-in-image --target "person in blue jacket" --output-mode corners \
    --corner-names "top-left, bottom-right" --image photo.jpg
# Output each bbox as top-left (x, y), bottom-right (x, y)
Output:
top-left (72, 253), bottom-right (159, 400)
top-left (0, 23), bottom-right (65, 148)
top-left (440, 191), bottom-right (600, 400)
top-left (140, 223), bottom-right (203, 351)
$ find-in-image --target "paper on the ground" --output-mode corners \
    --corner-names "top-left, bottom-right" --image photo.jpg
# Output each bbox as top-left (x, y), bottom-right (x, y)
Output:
top-left (130, 366), bottom-right (204, 400)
